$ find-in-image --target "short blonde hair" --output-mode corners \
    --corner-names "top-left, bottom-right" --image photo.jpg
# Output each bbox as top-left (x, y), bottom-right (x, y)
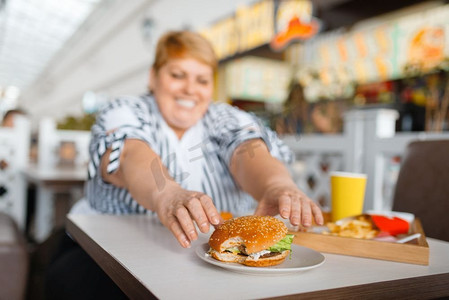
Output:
top-left (152, 30), bottom-right (217, 73)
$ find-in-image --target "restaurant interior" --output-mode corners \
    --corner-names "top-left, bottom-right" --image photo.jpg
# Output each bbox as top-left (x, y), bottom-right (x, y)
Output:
top-left (1, 0), bottom-right (449, 299)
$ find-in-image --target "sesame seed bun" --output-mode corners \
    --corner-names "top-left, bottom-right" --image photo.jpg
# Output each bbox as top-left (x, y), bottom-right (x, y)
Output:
top-left (208, 216), bottom-right (289, 267)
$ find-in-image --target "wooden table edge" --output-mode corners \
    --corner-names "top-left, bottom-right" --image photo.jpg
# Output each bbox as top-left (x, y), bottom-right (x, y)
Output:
top-left (266, 272), bottom-right (449, 299)
top-left (66, 216), bottom-right (157, 300)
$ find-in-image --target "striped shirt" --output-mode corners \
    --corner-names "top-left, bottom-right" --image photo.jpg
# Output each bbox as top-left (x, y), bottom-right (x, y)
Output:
top-left (86, 94), bottom-right (293, 215)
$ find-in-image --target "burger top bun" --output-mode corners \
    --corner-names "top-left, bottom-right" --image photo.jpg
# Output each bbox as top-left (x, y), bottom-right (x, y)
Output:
top-left (209, 215), bottom-right (288, 254)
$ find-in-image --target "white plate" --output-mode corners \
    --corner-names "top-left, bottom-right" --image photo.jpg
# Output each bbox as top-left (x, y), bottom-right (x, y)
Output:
top-left (195, 243), bottom-right (325, 275)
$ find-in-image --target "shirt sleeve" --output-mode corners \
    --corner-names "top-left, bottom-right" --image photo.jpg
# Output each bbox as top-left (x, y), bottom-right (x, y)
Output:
top-left (207, 103), bottom-right (294, 167)
top-left (87, 96), bottom-right (157, 179)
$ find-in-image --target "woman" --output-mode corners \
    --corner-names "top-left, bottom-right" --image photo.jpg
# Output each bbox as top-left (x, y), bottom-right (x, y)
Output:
top-left (47, 30), bottom-right (322, 298)
top-left (83, 30), bottom-right (323, 247)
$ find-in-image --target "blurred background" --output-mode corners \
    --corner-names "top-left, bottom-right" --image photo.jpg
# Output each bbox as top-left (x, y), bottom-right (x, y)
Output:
top-left (1, 0), bottom-right (448, 133)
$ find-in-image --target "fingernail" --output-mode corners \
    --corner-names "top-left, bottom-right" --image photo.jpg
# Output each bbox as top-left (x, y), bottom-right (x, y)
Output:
top-left (182, 239), bottom-right (191, 248)
top-left (189, 230), bottom-right (197, 240)
top-left (200, 223), bottom-right (209, 231)
top-left (211, 216), bottom-right (219, 225)
top-left (281, 210), bottom-right (289, 218)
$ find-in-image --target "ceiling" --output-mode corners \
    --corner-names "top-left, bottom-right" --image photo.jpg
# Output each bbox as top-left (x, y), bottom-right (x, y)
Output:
top-left (0, 0), bottom-right (104, 104)
top-left (314, 0), bottom-right (434, 31)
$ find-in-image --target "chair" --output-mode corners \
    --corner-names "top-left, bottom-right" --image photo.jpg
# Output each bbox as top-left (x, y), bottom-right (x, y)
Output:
top-left (0, 115), bottom-right (30, 229)
top-left (392, 139), bottom-right (449, 242)
top-left (32, 118), bottom-right (89, 242)
top-left (38, 117), bottom-right (90, 169)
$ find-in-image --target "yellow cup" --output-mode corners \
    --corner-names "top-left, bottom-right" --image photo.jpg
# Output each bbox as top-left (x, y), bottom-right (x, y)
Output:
top-left (330, 172), bottom-right (367, 221)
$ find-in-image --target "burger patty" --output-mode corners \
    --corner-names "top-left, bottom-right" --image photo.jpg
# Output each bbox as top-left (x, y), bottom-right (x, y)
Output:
top-left (260, 252), bottom-right (283, 258)
top-left (226, 250), bottom-right (283, 258)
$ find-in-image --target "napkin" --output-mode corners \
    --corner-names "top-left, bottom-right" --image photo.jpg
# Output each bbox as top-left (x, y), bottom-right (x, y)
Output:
top-left (367, 211), bottom-right (414, 236)
top-left (370, 215), bottom-right (409, 236)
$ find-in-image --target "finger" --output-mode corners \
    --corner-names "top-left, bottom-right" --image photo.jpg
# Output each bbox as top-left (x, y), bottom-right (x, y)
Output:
top-left (186, 195), bottom-right (211, 233)
top-left (300, 198), bottom-right (313, 227)
top-left (165, 216), bottom-right (191, 248)
top-left (278, 193), bottom-right (292, 219)
top-left (311, 202), bottom-right (324, 225)
top-left (289, 194), bottom-right (301, 226)
top-left (175, 205), bottom-right (198, 242)
top-left (199, 194), bottom-right (222, 226)
top-left (254, 203), bottom-right (265, 216)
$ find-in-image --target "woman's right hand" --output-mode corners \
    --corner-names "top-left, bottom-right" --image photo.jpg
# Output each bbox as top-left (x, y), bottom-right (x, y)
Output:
top-left (155, 185), bottom-right (222, 248)
top-left (101, 140), bottom-right (222, 248)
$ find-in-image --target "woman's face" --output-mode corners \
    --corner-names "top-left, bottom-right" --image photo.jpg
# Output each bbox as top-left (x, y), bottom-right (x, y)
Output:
top-left (151, 58), bottom-right (214, 137)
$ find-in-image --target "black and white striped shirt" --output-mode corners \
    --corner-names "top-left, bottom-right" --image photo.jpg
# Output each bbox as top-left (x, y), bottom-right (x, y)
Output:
top-left (86, 94), bottom-right (293, 215)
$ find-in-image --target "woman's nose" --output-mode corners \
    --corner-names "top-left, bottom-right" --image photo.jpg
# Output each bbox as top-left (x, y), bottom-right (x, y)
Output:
top-left (183, 78), bottom-right (196, 95)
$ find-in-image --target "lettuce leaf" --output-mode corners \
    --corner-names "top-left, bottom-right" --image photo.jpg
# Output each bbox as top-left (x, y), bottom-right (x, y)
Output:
top-left (225, 247), bottom-right (241, 254)
top-left (224, 234), bottom-right (295, 254)
top-left (268, 234), bottom-right (294, 252)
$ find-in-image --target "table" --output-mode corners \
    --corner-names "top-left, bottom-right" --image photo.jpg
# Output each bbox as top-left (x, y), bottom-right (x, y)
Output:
top-left (23, 165), bottom-right (87, 242)
top-left (67, 214), bottom-right (449, 299)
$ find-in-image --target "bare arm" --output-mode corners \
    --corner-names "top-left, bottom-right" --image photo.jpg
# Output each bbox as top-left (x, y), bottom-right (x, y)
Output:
top-left (230, 139), bottom-right (323, 227)
top-left (101, 139), bottom-right (221, 247)
top-left (101, 139), bottom-right (169, 209)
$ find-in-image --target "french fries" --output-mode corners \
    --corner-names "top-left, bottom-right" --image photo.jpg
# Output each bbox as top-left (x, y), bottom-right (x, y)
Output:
top-left (220, 211), bottom-right (233, 221)
top-left (323, 215), bottom-right (379, 239)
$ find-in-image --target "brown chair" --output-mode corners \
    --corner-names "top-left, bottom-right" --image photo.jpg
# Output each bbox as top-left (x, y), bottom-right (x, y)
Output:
top-left (392, 139), bottom-right (449, 242)
top-left (0, 212), bottom-right (29, 300)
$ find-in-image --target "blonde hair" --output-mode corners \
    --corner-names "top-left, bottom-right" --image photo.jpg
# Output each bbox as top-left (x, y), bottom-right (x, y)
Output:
top-left (152, 30), bottom-right (217, 73)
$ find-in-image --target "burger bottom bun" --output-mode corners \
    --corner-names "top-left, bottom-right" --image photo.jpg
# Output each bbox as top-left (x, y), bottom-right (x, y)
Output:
top-left (209, 250), bottom-right (290, 267)
top-left (210, 251), bottom-right (246, 264)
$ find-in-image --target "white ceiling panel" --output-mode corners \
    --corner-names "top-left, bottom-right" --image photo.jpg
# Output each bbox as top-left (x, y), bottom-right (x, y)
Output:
top-left (0, 0), bottom-right (103, 95)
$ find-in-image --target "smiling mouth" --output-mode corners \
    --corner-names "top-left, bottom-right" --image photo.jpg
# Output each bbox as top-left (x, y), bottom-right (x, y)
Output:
top-left (176, 99), bottom-right (196, 109)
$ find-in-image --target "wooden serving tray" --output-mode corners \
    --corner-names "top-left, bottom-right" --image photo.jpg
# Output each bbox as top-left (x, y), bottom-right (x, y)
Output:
top-left (291, 218), bottom-right (429, 265)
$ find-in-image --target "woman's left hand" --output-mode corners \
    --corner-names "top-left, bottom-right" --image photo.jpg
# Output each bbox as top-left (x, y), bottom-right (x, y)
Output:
top-left (254, 184), bottom-right (323, 227)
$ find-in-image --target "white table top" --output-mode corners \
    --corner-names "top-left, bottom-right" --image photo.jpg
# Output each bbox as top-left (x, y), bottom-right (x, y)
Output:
top-left (67, 214), bottom-right (449, 300)
top-left (22, 164), bottom-right (87, 184)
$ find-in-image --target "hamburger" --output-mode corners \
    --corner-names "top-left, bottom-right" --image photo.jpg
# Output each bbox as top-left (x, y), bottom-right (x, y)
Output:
top-left (208, 215), bottom-right (294, 267)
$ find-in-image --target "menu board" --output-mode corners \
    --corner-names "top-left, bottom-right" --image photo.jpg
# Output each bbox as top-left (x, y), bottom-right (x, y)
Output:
top-left (395, 7), bottom-right (448, 74)
top-left (293, 4), bottom-right (449, 92)
top-left (225, 56), bottom-right (291, 103)
top-left (199, 1), bottom-right (275, 60)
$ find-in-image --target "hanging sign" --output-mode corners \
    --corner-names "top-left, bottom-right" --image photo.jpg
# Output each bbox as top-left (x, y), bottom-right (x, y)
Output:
top-left (270, 0), bottom-right (321, 51)
top-left (199, 0), bottom-right (320, 60)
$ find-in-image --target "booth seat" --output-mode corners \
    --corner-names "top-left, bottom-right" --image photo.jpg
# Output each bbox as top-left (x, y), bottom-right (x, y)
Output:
top-left (392, 140), bottom-right (449, 242)
top-left (0, 212), bottom-right (29, 300)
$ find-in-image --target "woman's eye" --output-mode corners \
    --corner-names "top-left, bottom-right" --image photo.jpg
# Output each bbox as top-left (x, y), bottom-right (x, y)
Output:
top-left (171, 72), bottom-right (184, 79)
top-left (198, 78), bottom-right (210, 85)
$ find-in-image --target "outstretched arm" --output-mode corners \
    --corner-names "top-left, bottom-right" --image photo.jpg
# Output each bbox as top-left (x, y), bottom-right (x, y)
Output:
top-left (101, 139), bottom-right (221, 248)
top-left (230, 139), bottom-right (323, 227)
